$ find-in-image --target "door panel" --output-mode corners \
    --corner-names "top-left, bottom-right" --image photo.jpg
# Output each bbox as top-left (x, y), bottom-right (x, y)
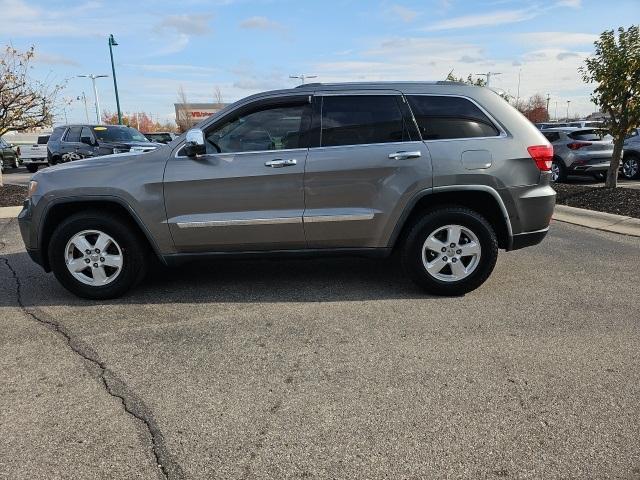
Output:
top-left (164, 149), bottom-right (307, 252)
top-left (304, 141), bottom-right (431, 247)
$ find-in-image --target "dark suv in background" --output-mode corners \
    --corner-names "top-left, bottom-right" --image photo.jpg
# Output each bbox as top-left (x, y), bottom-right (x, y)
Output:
top-left (47, 124), bottom-right (161, 164)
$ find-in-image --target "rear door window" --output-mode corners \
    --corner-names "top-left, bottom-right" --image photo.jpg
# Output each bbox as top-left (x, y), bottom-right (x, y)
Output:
top-left (406, 95), bottom-right (500, 140)
top-left (320, 95), bottom-right (410, 147)
top-left (65, 127), bottom-right (82, 143)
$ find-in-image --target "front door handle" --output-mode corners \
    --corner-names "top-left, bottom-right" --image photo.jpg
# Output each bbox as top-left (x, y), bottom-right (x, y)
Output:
top-left (265, 159), bottom-right (297, 168)
top-left (389, 151), bottom-right (422, 160)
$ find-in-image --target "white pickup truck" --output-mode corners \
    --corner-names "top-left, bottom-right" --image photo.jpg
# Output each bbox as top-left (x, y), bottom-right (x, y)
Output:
top-left (20, 134), bottom-right (50, 172)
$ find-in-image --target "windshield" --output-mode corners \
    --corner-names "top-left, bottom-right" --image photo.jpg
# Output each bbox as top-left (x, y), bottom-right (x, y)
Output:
top-left (92, 126), bottom-right (149, 143)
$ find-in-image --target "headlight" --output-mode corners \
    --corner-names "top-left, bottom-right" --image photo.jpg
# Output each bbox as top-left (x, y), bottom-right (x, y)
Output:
top-left (27, 180), bottom-right (38, 199)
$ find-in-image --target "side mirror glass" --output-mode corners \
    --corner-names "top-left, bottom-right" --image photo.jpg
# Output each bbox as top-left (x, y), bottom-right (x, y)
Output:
top-left (184, 128), bottom-right (206, 157)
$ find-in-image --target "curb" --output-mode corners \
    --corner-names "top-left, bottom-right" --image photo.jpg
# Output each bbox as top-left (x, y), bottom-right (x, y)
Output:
top-left (553, 204), bottom-right (640, 237)
top-left (0, 206), bottom-right (22, 219)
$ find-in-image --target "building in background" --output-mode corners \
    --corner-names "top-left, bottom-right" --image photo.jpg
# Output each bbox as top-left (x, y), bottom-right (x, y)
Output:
top-left (174, 103), bottom-right (228, 131)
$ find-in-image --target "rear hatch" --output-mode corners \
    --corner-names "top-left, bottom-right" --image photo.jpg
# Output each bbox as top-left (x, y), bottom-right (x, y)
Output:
top-left (566, 129), bottom-right (613, 163)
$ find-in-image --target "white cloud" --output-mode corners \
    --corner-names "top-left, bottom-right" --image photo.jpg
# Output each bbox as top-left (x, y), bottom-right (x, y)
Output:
top-left (424, 8), bottom-right (537, 31)
top-left (556, 0), bottom-right (581, 7)
top-left (124, 63), bottom-right (217, 74)
top-left (33, 52), bottom-right (80, 66)
top-left (388, 5), bottom-right (419, 23)
top-left (239, 16), bottom-right (285, 32)
top-left (155, 14), bottom-right (213, 36)
top-left (516, 32), bottom-right (597, 48)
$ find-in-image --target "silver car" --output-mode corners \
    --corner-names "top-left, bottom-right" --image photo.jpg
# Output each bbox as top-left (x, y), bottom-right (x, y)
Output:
top-left (18, 82), bottom-right (556, 299)
top-left (542, 128), bottom-right (613, 182)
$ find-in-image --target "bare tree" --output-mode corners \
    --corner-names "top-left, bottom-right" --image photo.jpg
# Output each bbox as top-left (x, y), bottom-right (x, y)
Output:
top-left (213, 85), bottom-right (224, 105)
top-left (176, 85), bottom-right (191, 133)
top-left (0, 45), bottom-right (63, 136)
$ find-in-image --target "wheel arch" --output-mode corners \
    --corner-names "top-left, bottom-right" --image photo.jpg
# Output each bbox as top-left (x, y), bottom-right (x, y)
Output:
top-left (38, 197), bottom-right (164, 272)
top-left (389, 186), bottom-right (513, 251)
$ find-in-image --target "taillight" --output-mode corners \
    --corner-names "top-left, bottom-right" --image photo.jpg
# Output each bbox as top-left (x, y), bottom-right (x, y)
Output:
top-left (567, 142), bottom-right (592, 150)
top-left (527, 145), bottom-right (553, 171)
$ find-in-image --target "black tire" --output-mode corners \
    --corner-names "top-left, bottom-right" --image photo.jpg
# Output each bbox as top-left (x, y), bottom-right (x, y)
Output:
top-left (401, 207), bottom-right (498, 296)
top-left (26, 164), bottom-right (39, 173)
top-left (621, 155), bottom-right (640, 180)
top-left (48, 211), bottom-right (148, 299)
top-left (551, 157), bottom-right (567, 183)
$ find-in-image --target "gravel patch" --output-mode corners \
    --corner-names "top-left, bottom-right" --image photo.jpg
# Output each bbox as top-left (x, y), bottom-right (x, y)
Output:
top-left (554, 183), bottom-right (640, 218)
top-left (0, 184), bottom-right (27, 207)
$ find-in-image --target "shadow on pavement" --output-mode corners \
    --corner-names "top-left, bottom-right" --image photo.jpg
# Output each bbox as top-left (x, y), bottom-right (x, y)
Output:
top-left (1, 251), bottom-right (436, 307)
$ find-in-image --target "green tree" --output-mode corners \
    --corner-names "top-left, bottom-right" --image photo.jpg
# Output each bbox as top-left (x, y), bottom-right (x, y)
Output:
top-left (580, 25), bottom-right (640, 188)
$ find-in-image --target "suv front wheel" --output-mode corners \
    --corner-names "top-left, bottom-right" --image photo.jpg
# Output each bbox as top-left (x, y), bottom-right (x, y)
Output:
top-left (48, 212), bottom-right (148, 299)
top-left (402, 207), bottom-right (498, 296)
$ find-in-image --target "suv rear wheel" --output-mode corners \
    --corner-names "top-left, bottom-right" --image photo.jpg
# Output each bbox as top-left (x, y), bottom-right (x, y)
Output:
top-left (26, 164), bottom-right (39, 173)
top-left (551, 158), bottom-right (567, 183)
top-left (48, 212), bottom-right (148, 299)
top-left (402, 207), bottom-right (498, 296)
top-left (622, 154), bottom-right (640, 180)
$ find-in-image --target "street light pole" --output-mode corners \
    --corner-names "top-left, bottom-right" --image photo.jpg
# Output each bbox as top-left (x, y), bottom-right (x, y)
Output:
top-left (546, 94), bottom-right (550, 119)
top-left (78, 74), bottom-right (108, 123)
top-left (289, 74), bottom-right (318, 84)
top-left (108, 34), bottom-right (123, 125)
top-left (566, 100), bottom-right (571, 122)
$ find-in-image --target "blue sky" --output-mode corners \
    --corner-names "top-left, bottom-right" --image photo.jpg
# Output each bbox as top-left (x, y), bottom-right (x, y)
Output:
top-left (2, 0), bottom-right (638, 124)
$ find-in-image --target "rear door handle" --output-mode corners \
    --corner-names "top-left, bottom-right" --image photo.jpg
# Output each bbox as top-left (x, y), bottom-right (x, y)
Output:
top-left (265, 159), bottom-right (297, 168)
top-left (389, 151), bottom-right (421, 160)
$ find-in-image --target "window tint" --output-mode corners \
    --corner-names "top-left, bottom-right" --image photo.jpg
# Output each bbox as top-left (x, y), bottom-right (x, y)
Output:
top-left (37, 135), bottom-right (50, 144)
top-left (320, 95), bottom-right (409, 147)
top-left (206, 103), bottom-right (309, 154)
top-left (543, 132), bottom-right (560, 142)
top-left (50, 127), bottom-right (65, 142)
top-left (568, 129), bottom-right (608, 141)
top-left (407, 96), bottom-right (500, 140)
top-left (65, 126), bottom-right (82, 143)
top-left (80, 127), bottom-right (94, 142)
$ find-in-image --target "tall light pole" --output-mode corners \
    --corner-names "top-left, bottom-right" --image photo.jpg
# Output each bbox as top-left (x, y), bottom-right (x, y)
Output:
top-left (108, 34), bottom-right (123, 125)
top-left (289, 74), bottom-right (318, 84)
top-left (78, 74), bottom-right (108, 123)
top-left (515, 68), bottom-right (522, 107)
top-left (546, 94), bottom-right (550, 119)
top-left (474, 71), bottom-right (501, 86)
top-left (566, 100), bottom-right (571, 121)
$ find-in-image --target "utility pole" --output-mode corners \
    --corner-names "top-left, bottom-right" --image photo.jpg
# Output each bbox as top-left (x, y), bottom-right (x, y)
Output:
top-left (78, 74), bottom-right (108, 123)
top-left (77, 92), bottom-right (90, 122)
top-left (474, 71), bottom-right (502, 86)
top-left (515, 68), bottom-right (521, 107)
top-left (554, 101), bottom-right (558, 121)
top-left (566, 100), bottom-right (571, 121)
top-left (108, 34), bottom-right (123, 125)
top-left (289, 74), bottom-right (318, 84)
top-left (546, 94), bottom-right (550, 119)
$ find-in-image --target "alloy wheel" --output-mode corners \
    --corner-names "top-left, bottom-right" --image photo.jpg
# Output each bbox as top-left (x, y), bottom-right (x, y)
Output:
top-left (64, 230), bottom-right (123, 286)
top-left (622, 157), bottom-right (639, 179)
top-left (421, 224), bottom-right (481, 282)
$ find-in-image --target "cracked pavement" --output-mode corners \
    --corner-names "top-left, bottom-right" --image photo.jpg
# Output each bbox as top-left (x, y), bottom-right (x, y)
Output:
top-left (1, 217), bottom-right (639, 479)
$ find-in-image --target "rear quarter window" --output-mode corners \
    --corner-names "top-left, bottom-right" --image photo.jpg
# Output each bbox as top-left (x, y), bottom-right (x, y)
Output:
top-left (407, 95), bottom-right (500, 140)
top-left (568, 130), bottom-right (608, 141)
top-left (543, 132), bottom-right (560, 142)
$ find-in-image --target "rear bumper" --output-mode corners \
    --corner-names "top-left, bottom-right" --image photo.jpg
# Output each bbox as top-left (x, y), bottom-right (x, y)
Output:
top-left (569, 161), bottom-right (610, 173)
top-left (21, 158), bottom-right (48, 164)
top-left (509, 227), bottom-right (549, 251)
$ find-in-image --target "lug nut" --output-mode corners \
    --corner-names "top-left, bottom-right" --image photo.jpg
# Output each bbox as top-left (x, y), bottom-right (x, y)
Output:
top-left (441, 247), bottom-right (447, 252)
top-left (93, 263), bottom-right (98, 268)
top-left (456, 249), bottom-right (462, 254)
top-left (100, 257), bottom-right (105, 262)
top-left (95, 249), bottom-right (100, 254)
top-left (452, 258), bottom-right (457, 263)
top-left (85, 258), bottom-right (91, 264)
top-left (450, 243), bottom-right (456, 248)
top-left (85, 249), bottom-right (91, 254)
top-left (442, 256), bottom-right (448, 261)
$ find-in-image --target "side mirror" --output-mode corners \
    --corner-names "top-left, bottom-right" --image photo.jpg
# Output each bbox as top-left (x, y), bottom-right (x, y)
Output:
top-left (184, 128), bottom-right (206, 157)
top-left (80, 136), bottom-right (94, 146)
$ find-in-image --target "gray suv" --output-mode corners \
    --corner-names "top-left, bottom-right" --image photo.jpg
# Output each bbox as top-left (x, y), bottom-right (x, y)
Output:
top-left (18, 82), bottom-right (556, 299)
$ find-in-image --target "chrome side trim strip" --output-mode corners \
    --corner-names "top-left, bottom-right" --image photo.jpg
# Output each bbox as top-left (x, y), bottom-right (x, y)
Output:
top-left (304, 213), bottom-right (375, 223)
top-left (177, 217), bottom-right (301, 228)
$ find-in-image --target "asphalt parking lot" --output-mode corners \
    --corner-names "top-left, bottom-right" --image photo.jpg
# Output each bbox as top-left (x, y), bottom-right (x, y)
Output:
top-left (1, 217), bottom-right (639, 479)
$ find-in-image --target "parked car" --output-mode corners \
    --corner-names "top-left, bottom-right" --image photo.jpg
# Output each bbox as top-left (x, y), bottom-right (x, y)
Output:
top-left (19, 82), bottom-right (555, 299)
top-left (143, 131), bottom-right (177, 144)
top-left (568, 120), bottom-right (604, 129)
top-left (47, 124), bottom-right (161, 165)
top-left (622, 127), bottom-right (640, 179)
top-left (21, 134), bottom-right (50, 173)
top-left (542, 128), bottom-right (613, 182)
top-left (0, 137), bottom-right (20, 169)
top-left (536, 122), bottom-right (570, 130)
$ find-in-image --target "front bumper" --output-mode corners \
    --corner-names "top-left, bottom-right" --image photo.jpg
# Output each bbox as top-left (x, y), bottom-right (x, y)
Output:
top-left (17, 200), bottom-right (48, 271)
